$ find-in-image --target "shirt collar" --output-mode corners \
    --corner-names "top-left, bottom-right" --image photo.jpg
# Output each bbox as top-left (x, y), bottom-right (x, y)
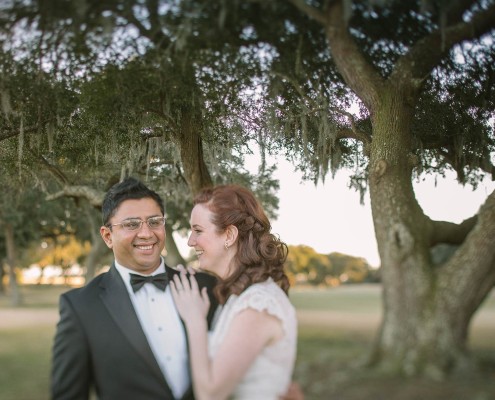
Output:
top-left (114, 258), bottom-right (165, 294)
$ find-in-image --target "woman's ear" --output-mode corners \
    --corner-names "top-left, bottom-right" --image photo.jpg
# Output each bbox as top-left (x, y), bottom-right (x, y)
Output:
top-left (226, 225), bottom-right (239, 247)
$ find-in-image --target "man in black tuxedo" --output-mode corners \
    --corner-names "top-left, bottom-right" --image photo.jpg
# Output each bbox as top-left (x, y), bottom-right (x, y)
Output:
top-left (51, 177), bottom-right (217, 400)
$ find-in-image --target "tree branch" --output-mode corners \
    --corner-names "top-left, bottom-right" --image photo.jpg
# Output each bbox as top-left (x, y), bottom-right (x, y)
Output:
top-left (437, 147), bottom-right (495, 182)
top-left (46, 185), bottom-right (105, 208)
top-left (119, 0), bottom-right (171, 50)
top-left (336, 127), bottom-right (371, 152)
top-left (144, 0), bottom-right (169, 47)
top-left (392, 2), bottom-right (495, 88)
top-left (443, 0), bottom-right (479, 25)
top-left (440, 189), bottom-right (495, 313)
top-left (336, 109), bottom-right (372, 143)
top-left (30, 150), bottom-right (70, 186)
top-left (272, 71), bottom-right (372, 147)
top-left (272, 71), bottom-right (324, 112)
top-left (287, 0), bottom-right (327, 25)
top-left (322, 1), bottom-right (384, 111)
top-left (429, 215), bottom-right (478, 246)
top-left (0, 125), bottom-right (40, 142)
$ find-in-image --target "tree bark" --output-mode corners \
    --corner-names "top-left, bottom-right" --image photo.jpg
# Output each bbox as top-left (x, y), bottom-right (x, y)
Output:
top-left (85, 236), bottom-right (109, 282)
top-left (4, 222), bottom-right (22, 306)
top-left (306, 0), bottom-right (495, 378)
top-left (367, 87), bottom-right (495, 378)
top-left (0, 261), bottom-right (5, 294)
top-left (164, 223), bottom-right (186, 267)
top-left (83, 205), bottom-right (110, 282)
top-left (174, 105), bottom-right (213, 196)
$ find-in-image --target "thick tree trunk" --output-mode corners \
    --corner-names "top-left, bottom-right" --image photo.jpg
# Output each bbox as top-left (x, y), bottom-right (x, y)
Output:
top-left (175, 106), bottom-right (213, 196)
top-left (85, 236), bottom-right (109, 282)
top-left (4, 223), bottom-right (22, 306)
top-left (315, 0), bottom-right (495, 379)
top-left (0, 261), bottom-right (5, 294)
top-left (37, 266), bottom-right (46, 284)
top-left (83, 205), bottom-right (110, 282)
top-left (367, 90), bottom-right (495, 378)
top-left (167, 63), bottom-right (213, 196)
top-left (164, 223), bottom-right (186, 267)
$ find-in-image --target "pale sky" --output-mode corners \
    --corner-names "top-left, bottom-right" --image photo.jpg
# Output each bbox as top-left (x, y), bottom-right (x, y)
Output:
top-left (174, 155), bottom-right (495, 268)
top-left (265, 158), bottom-right (494, 267)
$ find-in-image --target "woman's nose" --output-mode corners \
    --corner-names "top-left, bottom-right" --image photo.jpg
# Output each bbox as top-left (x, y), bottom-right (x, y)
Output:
top-left (187, 234), bottom-right (194, 247)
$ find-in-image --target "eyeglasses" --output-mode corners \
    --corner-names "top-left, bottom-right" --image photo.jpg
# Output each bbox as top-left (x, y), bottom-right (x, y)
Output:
top-left (108, 216), bottom-right (166, 231)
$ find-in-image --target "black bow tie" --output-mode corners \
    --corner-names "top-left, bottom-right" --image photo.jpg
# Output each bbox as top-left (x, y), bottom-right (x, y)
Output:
top-left (129, 272), bottom-right (168, 293)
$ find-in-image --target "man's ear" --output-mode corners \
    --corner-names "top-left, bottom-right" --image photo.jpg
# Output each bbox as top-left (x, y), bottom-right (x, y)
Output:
top-left (100, 226), bottom-right (114, 249)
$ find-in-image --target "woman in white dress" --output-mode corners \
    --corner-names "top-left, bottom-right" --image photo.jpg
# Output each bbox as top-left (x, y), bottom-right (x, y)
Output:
top-left (171, 184), bottom-right (298, 400)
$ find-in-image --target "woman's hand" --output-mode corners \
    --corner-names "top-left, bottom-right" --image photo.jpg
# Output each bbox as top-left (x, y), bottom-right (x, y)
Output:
top-left (170, 265), bottom-right (210, 327)
top-left (279, 382), bottom-right (305, 400)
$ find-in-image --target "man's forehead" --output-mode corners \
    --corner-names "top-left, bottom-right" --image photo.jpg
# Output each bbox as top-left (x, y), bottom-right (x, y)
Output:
top-left (114, 198), bottom-right (162, 216)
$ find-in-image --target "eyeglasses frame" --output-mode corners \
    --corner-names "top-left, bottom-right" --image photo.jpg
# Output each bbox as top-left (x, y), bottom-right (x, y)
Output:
top-left (106, 216), bottom-right (166, 231)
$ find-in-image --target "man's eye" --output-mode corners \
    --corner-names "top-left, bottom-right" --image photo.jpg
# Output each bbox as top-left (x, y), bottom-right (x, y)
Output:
top-left (123, 220), bottom-right (141, 230)
top-left (148, 218), bottom-right (163, 228)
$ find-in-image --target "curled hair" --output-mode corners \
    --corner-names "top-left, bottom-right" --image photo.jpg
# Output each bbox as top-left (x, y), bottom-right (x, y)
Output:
top-left (193, 184), bottom-right (290, 304)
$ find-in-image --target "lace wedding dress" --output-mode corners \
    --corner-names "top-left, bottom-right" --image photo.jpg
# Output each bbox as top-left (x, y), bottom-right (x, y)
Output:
top-left (208, 278), bottom-right (297, 399)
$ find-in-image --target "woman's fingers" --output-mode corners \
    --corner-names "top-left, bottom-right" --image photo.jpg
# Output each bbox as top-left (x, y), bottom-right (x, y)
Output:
top-left (187, 266), bottom-right (196, 275)
top-left (189, 273), bottom-right (199, 292)
top-left (173, 274), bottom-right (181, 287)
top-left (178, 266), bottom-right (193, 291)
top-left (173, 274), bottom-right (186, 293)
top-left (173, 266), bottom-right (205, 302)
top-left (170, 281), bottom-right (179, 299)
top-left (181, 273), bottom-right (192, 291)
top-left (201, 287), bottom-right (210, 307)
top-left (171, 272), bottom-right (210, 321)
top-left (176, 264), bottom-right (186, 272)
top-left (173, 270), bottom-right (199, 295)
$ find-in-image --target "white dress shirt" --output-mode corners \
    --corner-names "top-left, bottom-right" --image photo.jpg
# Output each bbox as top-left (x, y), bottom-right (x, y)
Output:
top-left (115, 260), bottom-right (189, 399)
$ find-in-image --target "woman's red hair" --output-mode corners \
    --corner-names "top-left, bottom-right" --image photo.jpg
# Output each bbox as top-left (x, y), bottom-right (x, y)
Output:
top-left (193, 184), bottom-right (290, 304)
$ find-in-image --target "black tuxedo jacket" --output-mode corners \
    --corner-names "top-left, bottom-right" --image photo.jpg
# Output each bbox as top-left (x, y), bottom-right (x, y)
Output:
top-left (51, 264), bottom-right (218, 400)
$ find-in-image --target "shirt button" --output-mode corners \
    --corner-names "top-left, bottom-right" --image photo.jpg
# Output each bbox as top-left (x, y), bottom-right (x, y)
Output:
top-left (158, 327), bottom-right (163, 331)
top-left (151, 298), bottom-right (155, 302)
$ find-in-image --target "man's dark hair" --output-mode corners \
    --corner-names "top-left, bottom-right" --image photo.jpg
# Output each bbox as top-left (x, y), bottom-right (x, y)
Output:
top-left (101, 177), bottom-right (165, 226)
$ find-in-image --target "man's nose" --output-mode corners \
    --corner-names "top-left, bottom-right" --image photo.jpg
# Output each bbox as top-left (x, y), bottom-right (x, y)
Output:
top-left (137, 221), bottom-right (153, 236)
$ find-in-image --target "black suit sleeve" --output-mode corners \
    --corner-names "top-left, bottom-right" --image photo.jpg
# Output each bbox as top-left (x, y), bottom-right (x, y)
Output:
top-left (192, 271), bottom-right (219, 327)
top-left (51, 294), bottom-right (92, 400)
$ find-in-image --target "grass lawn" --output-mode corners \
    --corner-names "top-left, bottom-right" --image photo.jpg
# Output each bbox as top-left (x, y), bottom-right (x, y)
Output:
top-left (290, 285), bottom-right (495, 400)
top-left (0, 326), bottom-right (55, 400)
top-left (1, 283), bottom-right (494, 400)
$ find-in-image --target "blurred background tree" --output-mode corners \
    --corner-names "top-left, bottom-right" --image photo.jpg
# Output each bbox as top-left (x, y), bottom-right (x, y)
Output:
top-left (286, 245), bottom-right (374, 286)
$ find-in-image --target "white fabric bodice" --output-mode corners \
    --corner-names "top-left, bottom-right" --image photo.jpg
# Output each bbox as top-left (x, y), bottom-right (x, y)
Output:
top-left (208, 279), bottom-right (297, 400)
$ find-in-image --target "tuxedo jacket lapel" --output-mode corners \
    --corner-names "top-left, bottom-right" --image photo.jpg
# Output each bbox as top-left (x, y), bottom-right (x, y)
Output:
top-left (99, 265), bottom-right (174, 397)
